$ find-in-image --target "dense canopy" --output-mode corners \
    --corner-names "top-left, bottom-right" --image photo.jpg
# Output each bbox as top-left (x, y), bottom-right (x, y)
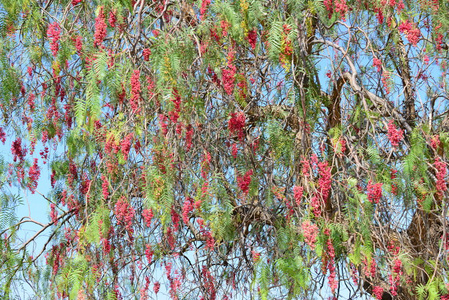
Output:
top-left (1, 0), bottom-right (449, 299)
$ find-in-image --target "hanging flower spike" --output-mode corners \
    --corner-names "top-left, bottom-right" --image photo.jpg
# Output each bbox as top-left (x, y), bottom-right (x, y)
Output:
top-left (47, 22), bottom-right (61, 57)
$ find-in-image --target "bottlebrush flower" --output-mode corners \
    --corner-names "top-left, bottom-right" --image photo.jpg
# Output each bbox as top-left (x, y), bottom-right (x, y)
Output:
top-left (94, 7), bottom-right (107, 47)
top-left (387, 120), bottom-right (403, 148)
top-left (47, 22), bottom-right (61, 57)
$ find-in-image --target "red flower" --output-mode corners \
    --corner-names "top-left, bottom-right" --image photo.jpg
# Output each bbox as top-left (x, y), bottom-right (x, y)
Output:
top-left (387, 120), bottom-right (403, 148)
top-left (47, 22), bottom-right (61, 57)
top-left (237, 169), bottom-right (253, 194)
top-left (367, 181), bottom-right (383, 204)
top-left (247, 29), bottom-right (257, 49)
top-left (94, 7), bottom-right (107, 47)
top-left (228, 112), bottom-right (246, 141)
top-left (373, 57), bottom-right (382, 72)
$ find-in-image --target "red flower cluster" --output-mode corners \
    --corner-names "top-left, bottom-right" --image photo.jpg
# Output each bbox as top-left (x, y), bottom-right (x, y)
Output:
top-left (367, 181), bottom-right (383, 204)
top-left (222, 64), bottom-right (236, 95)
top-left (434, 157), bottom-right (447, 196)
top-left (143, 48), bottom-right (151, 61)
top-left (75, 36), bottom-right (82, 54)
top-left (228, 111), bottom-right (246, 141)
top-left (0, 127), bottom-right (6, 144)
top-left (389, 258), bottom-right (402, 296)
top-left (430, 135), bottom-right (440, 150)
top-left (325, 230), bottom-right (338, 293)
top-left (201, 266), bottom-right (217, 300)
top-left (145, 244), bottom-right (153, 264)
top-left (153, 282), bottom-right (160, 294)
top-left (94, 7), bottom-right (107, 47)
top-left (171, 207), bottom-right (180, 232)
top-left (200, 0), bottom-right (211, 20)
top-left (11, 138), bottom-right (26, 162)
top-left (142, 209), bottom-right (153, 227)
top-left (108, 11), bottom-right (116, 28)
top-left (391, 169), bottom-right (398, 195)
top-left (231, 143), bottom-right (238, 158)
top-left (398, 20), bottom-right (421, 46)
top-left (387, 120), bottom-right (403, 148)
top-left (101, 175), bottom-right (109, 199)
top-left (50, 203), bottom-right (58, 224)
top-left (237, 169), bottom-right (253, 195)
top-left (28, 158), bottom-right (40, 193)
top-left (247, 29), bottom-right (257, 50)
top-left (302, 220), bottom-right (318, 249)
top-left (334, 0), bottom-right (348, 20)
top-left (130, 70), bottom-right (141, 113)
top-left (373, 57), bottom-right (382, 72)
top-left (318, 161), bottom-right (331, 201)
top-left (185, 124), bottom-right (193, 152)
top-left (373, 286), bottom-right (383, 299)
top-left (120, 133), bottom-right (133, 161)
top-left (114, 197), bottom-right (135, 231)
top-left (47, 22), bottom-right (61, 57)
top-left (293, 186), bottom-right (303, 206)
top-left (72, 0), bottom-right (82, 5)
top-left (182, 198), bottom-right (193, 224)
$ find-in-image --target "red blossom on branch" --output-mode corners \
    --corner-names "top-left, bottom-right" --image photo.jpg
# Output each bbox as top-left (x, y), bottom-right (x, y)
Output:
top-left (387, 120), bottom-right (403, 148)
top-left (237, 169), bottom-right (253, 195)
top-left (94, 7), bottom-right (107, 47)
top-left (228, 111), bottom-right (246, 141)
top-left (367, 181), bottom-right (383, 204)
top-left (47, 22), bottom-right (61, 57)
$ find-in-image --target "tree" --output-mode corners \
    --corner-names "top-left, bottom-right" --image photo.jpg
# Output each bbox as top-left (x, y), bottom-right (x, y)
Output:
top-left (0, 0), bottom-right (449, 299)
